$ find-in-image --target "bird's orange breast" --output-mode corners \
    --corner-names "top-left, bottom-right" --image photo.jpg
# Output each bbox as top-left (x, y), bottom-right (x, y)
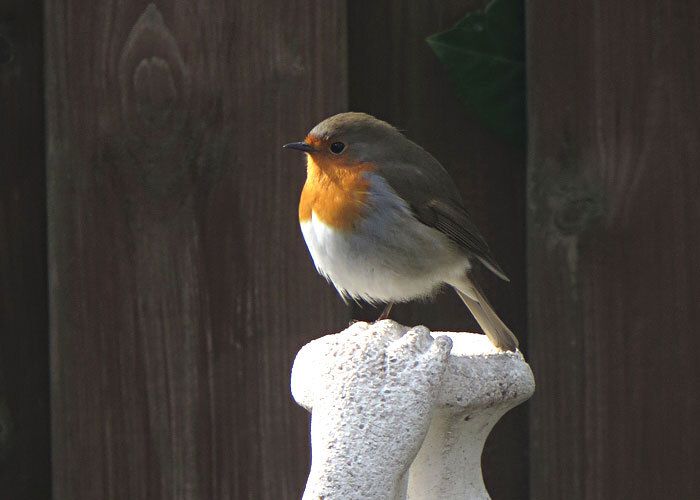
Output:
top-left (299, 155), bottom-right (375, 230)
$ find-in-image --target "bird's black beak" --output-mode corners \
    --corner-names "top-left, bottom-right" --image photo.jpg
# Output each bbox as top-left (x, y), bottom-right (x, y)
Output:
top-left (283, 141), bottom-right (316, 153)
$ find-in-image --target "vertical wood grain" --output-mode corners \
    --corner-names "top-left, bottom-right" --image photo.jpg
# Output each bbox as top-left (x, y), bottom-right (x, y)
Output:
top-left (528, 1), bottom-right (700, 498)
top-left (348, 2), bottom-right (528, 499)
top-left (45, 1), bottom-right (347, 498)
top-left (0, 1), bottom-right (50, 498)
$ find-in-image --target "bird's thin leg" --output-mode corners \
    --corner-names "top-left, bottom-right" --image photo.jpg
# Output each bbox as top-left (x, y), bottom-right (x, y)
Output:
top-left (376, 303), bottom-right (394, 321)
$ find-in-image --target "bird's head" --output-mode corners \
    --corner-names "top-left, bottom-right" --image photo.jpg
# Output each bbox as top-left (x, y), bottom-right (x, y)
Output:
top-left (283, 112), bottom-right (408, 171)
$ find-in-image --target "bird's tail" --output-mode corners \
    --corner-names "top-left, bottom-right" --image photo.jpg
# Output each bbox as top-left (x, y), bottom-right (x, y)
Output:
top-left (452, 277), bottom-right (519, 351)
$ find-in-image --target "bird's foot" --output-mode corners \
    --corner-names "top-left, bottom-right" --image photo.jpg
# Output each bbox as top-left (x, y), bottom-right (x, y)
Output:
top-left (375, 303), bottom-right (394, 322)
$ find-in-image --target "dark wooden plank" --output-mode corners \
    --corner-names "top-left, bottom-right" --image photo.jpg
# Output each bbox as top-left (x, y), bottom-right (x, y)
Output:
top-left (347, 2), bottom-right (528, 499)
top-left (0, 1), bottom-right (50, 498)
top-left (527, 1), bottom-right (700, 498)
top-left (45, 1), bottom-right (347, 498)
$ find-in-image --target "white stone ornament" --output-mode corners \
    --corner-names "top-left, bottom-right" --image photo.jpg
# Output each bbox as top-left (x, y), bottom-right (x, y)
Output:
top-left (291, 320), bottom-right (535, 500)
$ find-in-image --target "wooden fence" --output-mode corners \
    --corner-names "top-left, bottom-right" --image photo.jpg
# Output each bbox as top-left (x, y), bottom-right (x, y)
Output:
top-left (0, 1), bottom-right (698, 499)
top-left (528, 1), bottom-right (700, 498)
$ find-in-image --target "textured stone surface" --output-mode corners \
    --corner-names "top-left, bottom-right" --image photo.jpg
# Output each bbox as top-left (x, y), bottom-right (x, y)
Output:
top-left (291, 320), bottom-right (534, 500)
top-left (408, 330), bottom-right (534, 499)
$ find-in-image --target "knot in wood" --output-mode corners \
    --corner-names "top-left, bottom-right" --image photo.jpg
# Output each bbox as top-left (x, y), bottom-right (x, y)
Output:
top-left (119, 3), bottom-right (189, 140)
top-left (133, 56), bottom-right (177, 127)
top-left (553, 194), bottom-right (603, 236)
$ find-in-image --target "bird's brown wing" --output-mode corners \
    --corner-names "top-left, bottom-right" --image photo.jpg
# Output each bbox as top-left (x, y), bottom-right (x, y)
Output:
top-left (377, 155), bottom-right (509, 281)
top-left (413, 199), bottom-right (509, 281)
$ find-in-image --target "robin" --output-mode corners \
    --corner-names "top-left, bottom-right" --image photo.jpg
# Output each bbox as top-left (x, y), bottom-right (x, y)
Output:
top-left (284, 112), bottom-right (518, 351)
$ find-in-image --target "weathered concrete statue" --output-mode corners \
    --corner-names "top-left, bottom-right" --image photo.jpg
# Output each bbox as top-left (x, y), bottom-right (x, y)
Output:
top-left (292, 320), bottom-right (534, 500)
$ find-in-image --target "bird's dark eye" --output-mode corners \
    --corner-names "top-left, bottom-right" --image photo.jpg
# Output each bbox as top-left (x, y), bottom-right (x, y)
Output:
top-left (330, 142), bottom-right (346, 154)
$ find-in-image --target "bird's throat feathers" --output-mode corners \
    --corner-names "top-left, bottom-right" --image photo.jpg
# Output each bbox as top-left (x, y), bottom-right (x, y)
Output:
top-left (299, 154), bottom-right (375, 230)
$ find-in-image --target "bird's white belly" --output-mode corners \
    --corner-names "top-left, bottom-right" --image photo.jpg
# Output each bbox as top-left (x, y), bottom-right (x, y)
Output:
top-left (299, 175), bottom-right (468, 303)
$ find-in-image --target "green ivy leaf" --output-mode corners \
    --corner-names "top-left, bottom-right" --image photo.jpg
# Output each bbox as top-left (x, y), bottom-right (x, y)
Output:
top-left (427, 0), bottom-right (525, 145)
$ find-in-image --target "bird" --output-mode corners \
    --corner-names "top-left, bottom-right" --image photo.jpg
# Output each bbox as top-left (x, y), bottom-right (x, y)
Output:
top-left (283, 112), bottom-right (518, 351)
